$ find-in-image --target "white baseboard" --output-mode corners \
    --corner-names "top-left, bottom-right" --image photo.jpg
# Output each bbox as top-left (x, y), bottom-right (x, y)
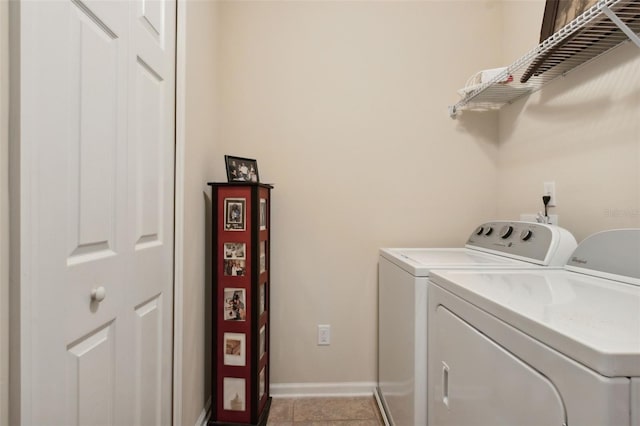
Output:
top-left (196, 396), bottom-right (212, 426)
top-left (270, 382), bottom-right (377, 398)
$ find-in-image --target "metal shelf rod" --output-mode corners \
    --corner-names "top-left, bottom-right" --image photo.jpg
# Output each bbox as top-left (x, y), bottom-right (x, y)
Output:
top-left (602, 5), bottom-right (640, 47)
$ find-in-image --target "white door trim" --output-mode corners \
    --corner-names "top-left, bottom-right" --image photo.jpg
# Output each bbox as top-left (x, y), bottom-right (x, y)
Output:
top-left (173, 0), bottom-right (186, 424)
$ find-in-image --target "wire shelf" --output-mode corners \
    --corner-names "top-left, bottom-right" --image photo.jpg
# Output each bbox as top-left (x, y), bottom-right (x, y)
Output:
top-left (449, 0), bottom-right (640, 118)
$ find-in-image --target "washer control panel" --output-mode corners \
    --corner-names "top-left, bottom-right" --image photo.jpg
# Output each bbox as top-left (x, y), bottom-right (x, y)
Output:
top-left (466, 221), bottom-right (574, 265)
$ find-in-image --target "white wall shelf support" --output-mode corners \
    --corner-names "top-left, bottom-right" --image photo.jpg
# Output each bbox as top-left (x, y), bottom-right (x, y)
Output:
top-left (602, 5), bottom-right (640, 47)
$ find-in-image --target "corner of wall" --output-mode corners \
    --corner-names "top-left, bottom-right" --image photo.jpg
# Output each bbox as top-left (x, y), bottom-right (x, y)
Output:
top-left (0, 0), bottom-right (9, 424)
top-left (179, 0), bottom-right (221, 425)
top-left (7, 1), bottom-right (22, 424)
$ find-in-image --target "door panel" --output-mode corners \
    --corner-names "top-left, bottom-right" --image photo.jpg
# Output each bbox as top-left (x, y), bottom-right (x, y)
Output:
top-left (134, 295), bottom-right (163, 426)
top-left (67, 1), bottom-right (122, 265)
top-left (67, 322), bottom-right (116, 426)
top-left (134, 57), bottom-right (163, 247)
top-left (140, 0), bottom-right (163, 42)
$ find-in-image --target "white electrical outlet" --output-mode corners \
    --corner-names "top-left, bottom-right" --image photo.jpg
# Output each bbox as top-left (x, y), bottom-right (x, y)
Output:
top-left (318, 324), bottom-right (330, 346)
top-left (543, 181), bottom-right (557, 207)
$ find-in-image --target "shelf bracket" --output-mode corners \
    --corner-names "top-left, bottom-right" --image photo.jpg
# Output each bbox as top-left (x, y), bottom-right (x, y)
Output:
top-left (602, 5), bottom-right (640, 48)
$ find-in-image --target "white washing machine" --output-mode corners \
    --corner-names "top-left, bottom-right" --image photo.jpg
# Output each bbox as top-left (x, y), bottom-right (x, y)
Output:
top-left (376, 221), bottom-right (577, 426)
top-left (428, 229), bottom-right (640, 426)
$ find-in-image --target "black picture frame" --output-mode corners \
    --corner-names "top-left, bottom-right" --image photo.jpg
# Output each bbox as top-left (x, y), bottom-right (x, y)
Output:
top-left (224, 198), bottom-right (246, 231)
top-left (225, 155), bottom-right (259, 183)
top-left (539, 0), bottom-right (598, 42)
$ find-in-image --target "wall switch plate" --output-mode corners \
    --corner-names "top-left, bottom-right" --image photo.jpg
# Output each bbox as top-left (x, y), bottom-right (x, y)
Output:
top-left (543, 181), bottom-right (557, 207)
top-left (318, 324), bottom-right (330, 346)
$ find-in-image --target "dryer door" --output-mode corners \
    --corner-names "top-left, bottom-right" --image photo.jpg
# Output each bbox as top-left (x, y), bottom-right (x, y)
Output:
top-left (430, 306), bottom-right (566, 426)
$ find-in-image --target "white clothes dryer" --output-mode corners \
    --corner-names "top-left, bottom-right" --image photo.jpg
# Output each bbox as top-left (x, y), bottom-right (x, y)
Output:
top-left (428, 229), bottom-right (640, 426)
top-left (376, 221), bottom-right (577, 426)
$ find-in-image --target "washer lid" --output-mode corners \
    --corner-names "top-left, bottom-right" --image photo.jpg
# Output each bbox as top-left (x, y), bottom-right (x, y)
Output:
top-left (379, 248), bottom-right (536, 277)
top-left (430, 269), bottom-right (640, 377)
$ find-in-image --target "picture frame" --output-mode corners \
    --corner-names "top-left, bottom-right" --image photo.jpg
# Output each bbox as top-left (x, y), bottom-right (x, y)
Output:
top-left (259, 198), bottom-right (267, 230)
top-left (258, 368), bottom-right (266, 401)
top-left (224, 332), bottom-right (246, 366)
top-left (259, 282), bottom-right (266, 316)
top-left (224, 259), bottom-right (246, 277)
top-left (224, 242), bottom-right (246, 260)
top-left (224, 242), bottom-right (247, 276)
top-left (224, 198), bottom-right (246, 231)
top-left (259, 325), bottom-right (266, 359)
top-left (225, 155), bottom-right (259, 183)
top-left (224, 288), bottom-right (247, 321)
top-left (259, 241), bottom-right (266, 274)
top-left (539, 0), bottom-right (598, 42)
top-left (223, 378), bottom-right (246, 412)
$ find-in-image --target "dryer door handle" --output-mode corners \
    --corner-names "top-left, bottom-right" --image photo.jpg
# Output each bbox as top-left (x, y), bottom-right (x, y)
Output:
top-left (442, 362), bottom-right (450, 408)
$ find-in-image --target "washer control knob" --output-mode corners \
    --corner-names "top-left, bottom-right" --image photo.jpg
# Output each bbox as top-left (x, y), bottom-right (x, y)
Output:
top-left (475, 227), bottom-right (484, 236)
top-left (520, 229), bottom-right (533, 241)
top-left (484, 227), bottom-right (493, 236)
top-left (500, 225), bottom-right (514, 239)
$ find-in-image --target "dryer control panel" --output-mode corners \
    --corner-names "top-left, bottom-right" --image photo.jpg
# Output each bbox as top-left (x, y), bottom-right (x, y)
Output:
top-left (565, 228), bottom-right (640, 284)
top-left (466, 221), bottom-right (577, 266)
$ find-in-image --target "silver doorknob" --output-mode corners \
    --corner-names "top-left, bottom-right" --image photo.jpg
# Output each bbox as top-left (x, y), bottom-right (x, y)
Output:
top-left (91, 286), bottom-right (106, 302)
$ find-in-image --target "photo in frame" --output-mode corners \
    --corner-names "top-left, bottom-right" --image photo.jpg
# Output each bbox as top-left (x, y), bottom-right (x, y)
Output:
top-left (259, 283), bottom-right (266, 316)
top-left (259, 325), bottom-right (266, 359)
top-left (223, 377), bottom-right (246, 412)
top-left (259, 367), bottom-right (266, 401)
top-left (224, 259), bottom-right (246, 277)
top-left (224, 288), bottom-right (246, 321)
top-left (224, 198), bottom-right (246, 231)
top-left (225, 155), bottom-right (259, 183)
top-left (259, 198), bottom-right (267, 230)
top-left (259, 241), bottom-right (266, 274)
top-left (539, 0), bottom-right (598, 42)
top-left (224, 242), bottom-right (246, 260)
top-left (224, 332), bottom-right (246, 367)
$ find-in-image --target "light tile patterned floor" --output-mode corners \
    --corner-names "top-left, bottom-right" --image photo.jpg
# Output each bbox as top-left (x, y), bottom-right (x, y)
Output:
top-left (267, 396), bottom-right (384, 426)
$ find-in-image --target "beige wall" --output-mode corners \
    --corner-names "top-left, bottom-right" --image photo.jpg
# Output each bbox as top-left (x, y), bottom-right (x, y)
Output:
top-left (1, 0), bottom-right (9, 423)
top-left (497, 1), bottom-right (640, 241)
top-left (181, 0), bottom-right (219, 424)
top-left (214, 0), bottom-right (501, 387)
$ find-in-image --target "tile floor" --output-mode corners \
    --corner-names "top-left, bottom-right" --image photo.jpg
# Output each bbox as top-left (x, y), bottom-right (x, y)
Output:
top-left (266, 396), bottom-right (385, 426)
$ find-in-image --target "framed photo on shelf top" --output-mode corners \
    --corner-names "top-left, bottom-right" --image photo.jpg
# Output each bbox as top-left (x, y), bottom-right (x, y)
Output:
top-left (225, 155), bottom-right (259, 183)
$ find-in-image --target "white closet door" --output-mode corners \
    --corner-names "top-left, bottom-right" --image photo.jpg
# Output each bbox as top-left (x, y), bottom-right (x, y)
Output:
top-left (17, 0), bottom-right (175, 424)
